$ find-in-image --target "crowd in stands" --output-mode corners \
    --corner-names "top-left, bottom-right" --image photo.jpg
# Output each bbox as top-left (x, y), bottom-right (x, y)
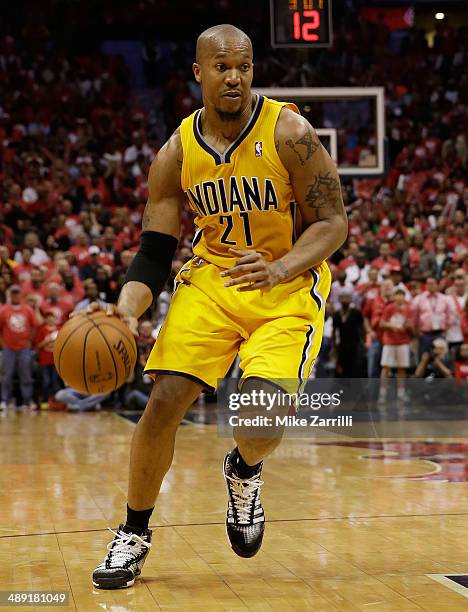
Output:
top-left (0, 7), bottom-right (467, 410)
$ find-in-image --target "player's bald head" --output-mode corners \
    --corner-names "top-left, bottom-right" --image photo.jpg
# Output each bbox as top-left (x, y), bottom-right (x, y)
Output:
top-left (196, 24), bottom-right (252, 63)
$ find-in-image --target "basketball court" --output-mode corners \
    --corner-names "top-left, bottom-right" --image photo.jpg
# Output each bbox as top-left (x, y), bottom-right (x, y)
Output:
top-left (1, 403), bottom-right (467, 610)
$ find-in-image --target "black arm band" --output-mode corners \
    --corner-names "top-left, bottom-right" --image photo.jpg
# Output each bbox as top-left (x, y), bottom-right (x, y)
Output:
top-left (124, 231), bottom-right (178, 300)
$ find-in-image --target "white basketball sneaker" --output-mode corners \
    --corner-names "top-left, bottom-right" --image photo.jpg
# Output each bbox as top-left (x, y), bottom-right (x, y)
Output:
top-left (92, 524), bottom-right (152, 589)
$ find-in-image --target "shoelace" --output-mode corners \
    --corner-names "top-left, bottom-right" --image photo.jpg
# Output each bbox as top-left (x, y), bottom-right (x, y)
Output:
top-left (226, 473), bottom-right (264, 524)
top-left (105, 528), bottom-right (152, 567)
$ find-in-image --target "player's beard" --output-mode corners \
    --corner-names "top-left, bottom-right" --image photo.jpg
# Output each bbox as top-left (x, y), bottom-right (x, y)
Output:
top-left (215, 106), bottom-right (243, 122)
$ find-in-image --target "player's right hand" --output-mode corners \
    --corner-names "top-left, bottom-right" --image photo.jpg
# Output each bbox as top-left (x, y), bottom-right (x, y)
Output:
top-left (221, 248), bottom-right (287, 292)
top-left (69, 303), bottom-right (139, 336)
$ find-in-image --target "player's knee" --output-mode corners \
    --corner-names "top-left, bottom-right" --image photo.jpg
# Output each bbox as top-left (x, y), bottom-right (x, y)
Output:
top-left (143, 394), bottom-right (185, 430)
top-left (142, 377), bottom-right (199, 430)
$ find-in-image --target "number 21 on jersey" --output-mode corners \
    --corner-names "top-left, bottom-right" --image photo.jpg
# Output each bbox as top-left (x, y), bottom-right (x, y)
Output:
top-left (219, 213), bottom-right (253, 247)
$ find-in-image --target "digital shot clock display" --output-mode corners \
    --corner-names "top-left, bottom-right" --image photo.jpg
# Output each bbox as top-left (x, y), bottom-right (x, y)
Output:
top-left (270, 0), bottom-right (333, 48)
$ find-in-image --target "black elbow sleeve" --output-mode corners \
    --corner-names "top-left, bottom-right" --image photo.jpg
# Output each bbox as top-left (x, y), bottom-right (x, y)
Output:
top-left (124, 231), bottom-right (178, 300)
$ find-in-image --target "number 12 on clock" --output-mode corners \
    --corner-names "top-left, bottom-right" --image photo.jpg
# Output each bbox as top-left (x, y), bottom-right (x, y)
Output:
top-left (270, 0), bottom-right (333, 49)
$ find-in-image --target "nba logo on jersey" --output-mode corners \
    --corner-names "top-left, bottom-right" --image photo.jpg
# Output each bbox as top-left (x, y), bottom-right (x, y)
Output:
top-left (255, 141), bottom-right (262, 157)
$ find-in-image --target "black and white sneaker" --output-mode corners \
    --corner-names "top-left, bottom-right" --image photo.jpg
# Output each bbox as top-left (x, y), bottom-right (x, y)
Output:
top-left (92, 524), bottom-right (152, 589)
top-left (223, 452), bottom-right (265, 558)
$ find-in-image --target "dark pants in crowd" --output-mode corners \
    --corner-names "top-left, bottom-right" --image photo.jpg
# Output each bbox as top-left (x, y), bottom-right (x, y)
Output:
top-left (419, 331), bottom-right (444, 358)
top-left (337, 344), bottom-right (366, 378)
top-left (315, 337), bottom-right (333, 378)
top-left (449, 341), bottom-right (462, 360)
top-left (367, 339), bottom-right (382, 378)
top-left (1, 347), bottom-right (34, 405)
top-left (41, 364), bottom-right (61, 400)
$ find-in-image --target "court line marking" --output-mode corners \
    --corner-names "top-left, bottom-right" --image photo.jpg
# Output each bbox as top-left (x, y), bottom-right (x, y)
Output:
top-left (54, 531), bottom-right (78, 610)
top-left (427, 574), bottom-right (468, 599)
top-left (1, 511), bottom-right (467, 539)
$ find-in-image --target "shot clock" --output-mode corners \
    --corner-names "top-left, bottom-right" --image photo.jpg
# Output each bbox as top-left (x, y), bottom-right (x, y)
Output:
top-left (270, 0), bottom-right (333, 48)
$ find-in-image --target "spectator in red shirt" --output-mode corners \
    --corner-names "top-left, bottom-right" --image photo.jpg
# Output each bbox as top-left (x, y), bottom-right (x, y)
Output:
top-left (0, 285), bottom-right (38, 410)
top-left (371, 242), bottom-right (401, 277)
top-left (357, 267), bottom-right (380, 308)
top-left (365, 279), bottom-right (394, 378)
top-left (41, 282), bottom-right (74, 324)
top-left (61, 270), bottom-right (85, 304)
top-left (69, 233), bottom-right (91, 267)
top-left (35, 310), bottom-right (62, 407)
top-left (338, 240), bottom-right (360, 271)
top-left (20, 267), bottom-right (46, 305)
top-left (24, 293), bottom-right (44, 326)
top-left (379, 288), bottom-right (414, 402)
top-left (461, 300), bottom-right (468, 343)
top-left (13, 247), bottom-right (35, 282)
top-left (454, 344), bottom-right (468, 380)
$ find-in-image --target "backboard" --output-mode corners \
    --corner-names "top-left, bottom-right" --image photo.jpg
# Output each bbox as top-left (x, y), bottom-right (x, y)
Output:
top-left (255, 87), bottom-right (386, 176)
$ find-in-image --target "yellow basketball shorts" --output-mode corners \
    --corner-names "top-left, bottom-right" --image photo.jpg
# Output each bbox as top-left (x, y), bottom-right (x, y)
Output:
top-left (145, 257), bottom-right (331, 393)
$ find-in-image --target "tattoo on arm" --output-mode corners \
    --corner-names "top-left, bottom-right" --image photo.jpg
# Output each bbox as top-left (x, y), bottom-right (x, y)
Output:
top-left (305, 172), bottom-right (343, 220)
top-left (274, 260), bottom-right (289, 281)
top-left (176, 156), bottom-right (182, 170)
top-left (275, 140), bottom-right (279, 153)
top-left (142, 203), bottom-right (153, 228)
top-left (285, 127), bottom-right (320, 166)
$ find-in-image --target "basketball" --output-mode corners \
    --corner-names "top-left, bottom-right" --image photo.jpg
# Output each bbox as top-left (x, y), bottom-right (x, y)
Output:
top-left (54, 311), bottom-right (137, 394)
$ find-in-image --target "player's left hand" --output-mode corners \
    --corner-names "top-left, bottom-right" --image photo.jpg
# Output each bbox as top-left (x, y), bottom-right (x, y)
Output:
top-left (220, 249), bottom-right (286, 292)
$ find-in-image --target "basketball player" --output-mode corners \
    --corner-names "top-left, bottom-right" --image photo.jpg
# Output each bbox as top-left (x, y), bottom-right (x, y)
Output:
top-left (92, 24), bottom-right (347, 589)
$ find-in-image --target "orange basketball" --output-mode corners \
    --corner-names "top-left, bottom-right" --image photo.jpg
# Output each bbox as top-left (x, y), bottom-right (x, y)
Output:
top-left (54, 311), bottom-right (137, 394)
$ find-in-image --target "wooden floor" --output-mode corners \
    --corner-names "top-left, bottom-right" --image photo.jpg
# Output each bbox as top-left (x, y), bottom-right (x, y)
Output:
top-left (1, 408), bottom-right (467, 611)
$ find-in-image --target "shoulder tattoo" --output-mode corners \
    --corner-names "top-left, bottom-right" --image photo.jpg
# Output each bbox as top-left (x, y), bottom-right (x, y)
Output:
top-left (285, 126), bottom-right (320, 166)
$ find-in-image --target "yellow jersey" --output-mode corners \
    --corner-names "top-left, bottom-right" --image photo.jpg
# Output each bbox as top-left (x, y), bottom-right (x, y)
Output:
top-left (179, 94), bottom-right (299, 268)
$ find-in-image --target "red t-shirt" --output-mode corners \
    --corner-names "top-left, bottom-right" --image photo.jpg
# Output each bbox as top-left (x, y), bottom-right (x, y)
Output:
top-left (369, 295), bottom-right (392, 342)
top-left (14, 262), bottom-right (35, 282)
top-left (358, 283), bottom-right (380, 313)
top-left (69, 245), bottom-right (89, 266)
top-left (78, 253), bottom-right (114, 269)
top-left (370, 256), bottom-right (401, 270)
top-left (41, 297), bottom-right (74, 324)
top-left (20, 281), bottom-right (47, 301)
top-left (381, 302), bottom-right (413, 346)
top-left (455, 362), bottom-right (468, 380)
top-left (462, 313), bottom-right (468, 342)
top-left (35, 324), bottom-right (60, 365)
top-left (338, 256), bottom-right (356, 270)
top-left (0, 304), bottom-right (37, 350)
